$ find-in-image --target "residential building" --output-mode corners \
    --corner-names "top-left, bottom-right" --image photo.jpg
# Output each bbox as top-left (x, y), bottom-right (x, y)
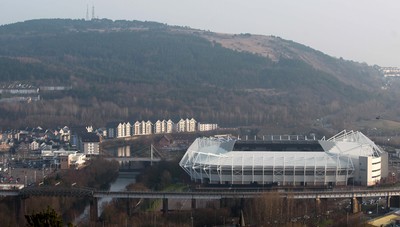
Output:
top-left (59, 126), bottom-right (70, 142)
top-left (145, 121), bottom-right (153, 135)
top-left (70, 126), bottom-right (89, 149)
top-left (16, 142), bottom-right (29, 153)
top-left (161, 120), bottom-right (168, 133)
top-left (177, 118), bottom-right (197, 132)
top-left (0, 142), bottom-right (11, 152)
top-left (188, 118), bottom-right (197, 132)
top-left (134, 121), bottom-right (142, 135)
top-left (198, 123), bottom-right (218, 131)
top-left (166, 119), bottom-right (175, 133)
top-left (141, 121), bottom-right (146, 135)
top-left (80, 133), bottom-right (100, 155)
top-left (86, 126), bottom-right (93, 133)
top-left (155, 120), bottom-right (162, 134)
top-left (117, 122), bottom-right (132, 138)
top-left (158, 134), bottom-right (174, 147)
top-left (125, 122), bottom-right (132, 136)
top-left (117, 123), bottom-right (124, 138)
top-left (17, 130), bottom-right (29, 141)
top-left (29, 140), bottom-right (40, 151)
top-left (106, 122), bottom-right (119, 139)
top-left (59, 153), bottom-right (86, 170)
top-left (177, 119), bottom-right (186, 132)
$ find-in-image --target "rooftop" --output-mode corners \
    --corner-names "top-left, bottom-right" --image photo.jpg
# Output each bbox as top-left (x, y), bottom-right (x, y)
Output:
top-left (233, 140), bottom-right (324, 152)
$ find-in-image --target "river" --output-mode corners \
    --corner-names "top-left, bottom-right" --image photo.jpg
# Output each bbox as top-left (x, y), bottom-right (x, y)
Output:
top-left (74, 171), bottom-right (138, 225)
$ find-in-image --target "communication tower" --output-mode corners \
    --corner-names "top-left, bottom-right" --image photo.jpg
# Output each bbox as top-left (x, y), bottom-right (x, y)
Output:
top-left (92, 5), bottom-right (95, 20)
top-left (86, 5), bottom-right (89, 21)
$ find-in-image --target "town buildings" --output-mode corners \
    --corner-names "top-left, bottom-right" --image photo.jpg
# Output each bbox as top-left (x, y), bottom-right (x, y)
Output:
top-left (106, 118), bottom-right (218, 139)
top-left (379, 66), bottom-right (400, 77)
top-left (0, 125), bottom-right (101, 170)
top-left (80, 133), bottom-right (100, 155)
top-left (0, 116), bottom-right (219, 169)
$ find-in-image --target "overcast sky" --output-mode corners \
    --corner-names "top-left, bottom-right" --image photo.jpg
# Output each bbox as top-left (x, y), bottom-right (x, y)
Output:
top-left (1, 0), bottom-right (399, 67)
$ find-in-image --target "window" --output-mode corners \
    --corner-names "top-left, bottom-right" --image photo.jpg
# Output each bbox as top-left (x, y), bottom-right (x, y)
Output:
top-left (305, 171), bottom-right (314, 176)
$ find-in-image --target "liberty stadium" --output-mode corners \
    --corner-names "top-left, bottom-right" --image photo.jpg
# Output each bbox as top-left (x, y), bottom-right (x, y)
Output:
top-left (179, 130), bottom-right (388, 187)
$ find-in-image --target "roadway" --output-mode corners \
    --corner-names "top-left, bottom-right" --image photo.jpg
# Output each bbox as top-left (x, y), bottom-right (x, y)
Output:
top-left (2, 186), bottom-right (400, 200)
top-left (103, 157), bottom-right (161, 162)
top-left (92, 188), bottom-right (400, 200)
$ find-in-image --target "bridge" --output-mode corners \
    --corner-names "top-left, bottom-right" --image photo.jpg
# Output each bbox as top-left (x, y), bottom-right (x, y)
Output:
top-left (90, 188), bottom-right (400, 201)
top-left (2, 186), bottom-right (400, 223)
top-left (103, 144), bottom-right (164, 167)
top-left (1, 186), bottom-right (400, 200)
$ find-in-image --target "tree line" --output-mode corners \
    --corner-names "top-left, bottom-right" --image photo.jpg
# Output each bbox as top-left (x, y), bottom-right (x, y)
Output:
top-left (0, 19), bottom-right (399, 133)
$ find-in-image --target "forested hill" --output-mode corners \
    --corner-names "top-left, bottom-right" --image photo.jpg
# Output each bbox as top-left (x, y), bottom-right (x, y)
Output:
top-left (0, 19), bottom-right (398, 133)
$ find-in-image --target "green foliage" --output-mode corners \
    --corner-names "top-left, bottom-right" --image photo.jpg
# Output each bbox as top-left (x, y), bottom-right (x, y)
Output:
top-left (59, 157), bottom-right (119, 189)
top-left (25, 206), bottom-right (63, 227)
top-left (0, 57), bottom-right (68, 83)
top-left (0, 23), bottom-right (269, 87)
top-left (137, 160), bottom-right (188, 190)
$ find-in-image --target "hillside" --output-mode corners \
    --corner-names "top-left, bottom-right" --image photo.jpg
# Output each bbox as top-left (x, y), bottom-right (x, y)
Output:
top-left (200, 33), bottom-right (380, 91)
top-left (0, 19), bottom-right (398, 134)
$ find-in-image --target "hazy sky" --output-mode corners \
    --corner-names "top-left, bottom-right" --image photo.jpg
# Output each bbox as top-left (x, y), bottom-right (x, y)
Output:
top-left (1, 0), bottom-right (399, 67)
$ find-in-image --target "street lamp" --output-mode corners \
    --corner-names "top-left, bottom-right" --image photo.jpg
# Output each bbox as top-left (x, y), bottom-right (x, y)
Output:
top-left (376, 198), bottom-right (381, 214)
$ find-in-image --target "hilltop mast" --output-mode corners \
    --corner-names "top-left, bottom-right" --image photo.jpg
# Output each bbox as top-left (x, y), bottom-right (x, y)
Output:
top-left (86, 5), bottom-right (89, 21)
top-left (92, 5), bottom-right (95, 20)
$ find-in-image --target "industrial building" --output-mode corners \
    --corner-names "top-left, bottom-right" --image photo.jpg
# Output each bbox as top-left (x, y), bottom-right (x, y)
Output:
top-left (179, 130), bottom-right (388, 187)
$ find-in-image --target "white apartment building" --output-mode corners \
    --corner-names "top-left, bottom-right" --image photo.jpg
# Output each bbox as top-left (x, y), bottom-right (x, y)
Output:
top-left (177, 119), bottom-right (186, 132)
top-left (380, 67), bottom-right (400, 77)
top-left (118, 117), bottom-right (213, 135)
top-left (155, 120), bottom-right (164, 134)
top-left (81, 133), bottom-right (100, 155)
top-left (188, 118), bottom-right (197, 132)
top-left (134, 121), bottom-right (142, 135)
top-left (177, 118), bottom-right (197, 132)
top-left (161, 120), bottom-right (167, 133)
top-left (118, 123), bottom-right (124, 137)
top-left (134, 120), bottom-right (153, 135)
top-left (166, 119), bottom-right (175, 133)
top-left (155, 120), bottom-right (170, 134)
top-left (126, 122), bottom-right (132, 136)
top-left (84, 142), bottom-right (98, 155)
top-left (117, 122), bottom-right (132, 138)
top-left (29, 140), bottom-right (40, 151)
top-left (198, 123), bottom-right (218, 131)
top-left (145, 120), bottom-right (153, 135)
top-left (141, 121), bottom-right (146, 135)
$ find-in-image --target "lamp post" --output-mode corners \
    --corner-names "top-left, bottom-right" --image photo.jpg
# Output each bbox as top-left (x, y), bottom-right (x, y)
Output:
top-left (376, 198), bottom-right (381, 215)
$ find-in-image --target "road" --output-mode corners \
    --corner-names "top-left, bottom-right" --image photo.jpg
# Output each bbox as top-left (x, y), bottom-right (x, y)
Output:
top-left (1, 167), bottom-right (55, 186)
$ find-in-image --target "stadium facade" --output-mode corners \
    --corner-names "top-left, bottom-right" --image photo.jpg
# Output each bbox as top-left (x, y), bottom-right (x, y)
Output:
top-left (179, 130), bottom-right (388, 187)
